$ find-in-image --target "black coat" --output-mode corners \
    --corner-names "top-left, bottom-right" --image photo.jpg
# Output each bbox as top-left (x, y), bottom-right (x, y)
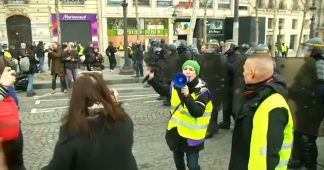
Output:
top-left (229, 79), bottom-right (289, 170)
top-left (45, 114), bottom-right (137, 170)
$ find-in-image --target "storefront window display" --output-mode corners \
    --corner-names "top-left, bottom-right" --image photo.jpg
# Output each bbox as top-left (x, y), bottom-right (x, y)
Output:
top-left (107, 0), bottom-right (122, 5)
top-left (157, 0), bottom-right (173, 7)
top-left (107, 18), bottom-right (168, 36)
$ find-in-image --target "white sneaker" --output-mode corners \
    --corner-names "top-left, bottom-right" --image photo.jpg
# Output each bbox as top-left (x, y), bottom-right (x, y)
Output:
top-left (110, 69), bottom-right (114, 73)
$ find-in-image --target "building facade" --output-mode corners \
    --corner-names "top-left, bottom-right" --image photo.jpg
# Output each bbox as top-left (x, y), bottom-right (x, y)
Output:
top-left (0, 0), bottom-right (321, 54)
top-left (0, 0), bottom-right (98, 48)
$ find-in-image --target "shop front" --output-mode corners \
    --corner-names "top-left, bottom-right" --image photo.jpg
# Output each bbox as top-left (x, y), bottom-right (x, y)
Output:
top-left (51, 13), bottom-right (98, 46)
top-left (107, 18), bottom-right (169, 47)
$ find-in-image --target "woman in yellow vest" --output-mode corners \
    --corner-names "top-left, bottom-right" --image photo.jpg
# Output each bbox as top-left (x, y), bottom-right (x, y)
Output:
top-left (146, 60), bottom-right (213, 170)
top-left (229, 54), bottom-right (293, 170)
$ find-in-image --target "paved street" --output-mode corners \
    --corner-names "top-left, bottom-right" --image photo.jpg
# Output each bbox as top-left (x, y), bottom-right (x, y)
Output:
top-left (15, 83), bottom-right (324, 170)
top-left (16, 83), bottom-right (232, 170)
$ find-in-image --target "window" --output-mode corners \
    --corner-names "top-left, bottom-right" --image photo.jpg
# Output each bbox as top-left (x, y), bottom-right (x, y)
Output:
top-left (4, 0), bottom-right (27, 4)
top-left (268, 0), bottom-right (274, 9)
top-left (258, 0), bottom-right (264, 8)
top-left (268, 18), bottom-right (273, 29)
top-left (199, 0), bottom-right (212, 9)
top-left (279, 0), bottom-right (286, 10)
top-left (108, 18), bottom-right (137, 30)
top-left (144, 18), bottom-right (168, 29)
top-left (279, 18), bottom-right (284, 29)
top-left (157, 0), bottom-right (172, 7)
top-left (62, 0), bottom-right (84, 5)
top-left (292, 0), bottom-right (300, 10)
top-left (218, 0), bottom-right (230, 9)
top-left (290, 35), bottom-right (296, 49)
top-left (292, 19), bottom-right (298, 29)
top-left (134, 0), bottom-right (150, 6)
top-left (107, 0), bottom-right (122, 6)
top-left (239, 6), bottom-right (248, 10)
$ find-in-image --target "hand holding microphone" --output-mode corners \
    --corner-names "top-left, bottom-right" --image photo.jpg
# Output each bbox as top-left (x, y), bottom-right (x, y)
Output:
top-left (181, 85), bottom-right (189, 97)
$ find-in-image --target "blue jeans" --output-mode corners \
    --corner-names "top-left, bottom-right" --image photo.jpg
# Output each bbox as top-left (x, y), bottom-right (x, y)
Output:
top-left (173, 151), bottom-right (200, 170)
top-left (65, 68), bottom-right (77, 89)
top-left (27, 74), bottom-right (34, 94)
top-left (38, 57), bottom-right (45, 72)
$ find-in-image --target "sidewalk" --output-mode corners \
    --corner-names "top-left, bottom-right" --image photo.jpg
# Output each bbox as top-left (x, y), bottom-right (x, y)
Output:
top-left (34, 51), bottom-right (147, 89)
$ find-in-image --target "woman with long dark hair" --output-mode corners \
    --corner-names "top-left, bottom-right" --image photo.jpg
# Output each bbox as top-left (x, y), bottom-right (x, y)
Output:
top-left (45, 72), bottom-right (137, 170)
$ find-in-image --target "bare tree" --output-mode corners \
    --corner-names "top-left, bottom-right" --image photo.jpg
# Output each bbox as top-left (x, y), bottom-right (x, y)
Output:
top-left (54, 0), bottom-right (61, 44)
top-left (296, 0), bottom-right (309, 57)
top-left (187, 0), bottom-right (198, 45)
top-left (271, 0), bottom-right (278, 58)
top-left (135, 0), bottom-right (140, 41)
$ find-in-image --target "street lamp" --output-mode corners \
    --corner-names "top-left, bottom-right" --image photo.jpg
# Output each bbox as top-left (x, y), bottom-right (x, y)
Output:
top-left (120, 0), bottom-right (133, 75)
top-left (172, 9), bottom-right (177, 37)
top-left (309, 2), bottom-right (317, 39)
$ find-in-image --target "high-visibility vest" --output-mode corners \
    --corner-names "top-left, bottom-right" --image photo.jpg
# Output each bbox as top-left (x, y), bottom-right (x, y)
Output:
top-left (248, 93), bottom-right (293, 170)
top-left (77, 44), bottom-right (84, 56)
top-left (281, 45), bottom-right (288, 52)
top-left (4, 51), bottom-right (12, 59)
top-left (167, 80), bottom-right (213, 140)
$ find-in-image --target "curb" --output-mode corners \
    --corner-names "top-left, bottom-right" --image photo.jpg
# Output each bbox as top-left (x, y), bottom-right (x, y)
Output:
top-left (34, 77), bottom-right (145, 89)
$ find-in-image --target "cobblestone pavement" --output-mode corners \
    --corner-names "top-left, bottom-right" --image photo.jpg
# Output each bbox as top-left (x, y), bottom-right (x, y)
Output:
top-left (16, 83), bottom-right (323, 170)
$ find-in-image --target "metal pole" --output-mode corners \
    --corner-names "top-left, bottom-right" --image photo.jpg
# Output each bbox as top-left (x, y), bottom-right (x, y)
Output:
top-left (310, 15), bottom-right (315, 38)
top-left (203, 0), bottom-right (208, 43)
top-left (120, 0), bottom-right (133, 74)
top-left (232, 0), bottom-right (239, 42)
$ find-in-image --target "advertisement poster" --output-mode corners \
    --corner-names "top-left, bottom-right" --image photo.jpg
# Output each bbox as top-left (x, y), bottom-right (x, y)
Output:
top-left (175, 22), bottom-right (190, 35)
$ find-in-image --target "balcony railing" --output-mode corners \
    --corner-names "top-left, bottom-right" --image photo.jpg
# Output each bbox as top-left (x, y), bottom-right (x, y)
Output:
top-left (4, 0), bottom-right (28, 4)
top-left (62, 0), bottom-right (85, 5)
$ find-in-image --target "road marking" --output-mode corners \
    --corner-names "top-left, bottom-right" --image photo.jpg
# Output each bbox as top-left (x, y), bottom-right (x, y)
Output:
top-left (143, 100), bottom-right (159, 104)
top-left (34, 92), bottom-right (67, 99)
top-left (35, 94), bottom-right (157, 104)
top-left (119, 95), bottom-right (159, 102)
top-left (30, 106), bottom-right (68, 113)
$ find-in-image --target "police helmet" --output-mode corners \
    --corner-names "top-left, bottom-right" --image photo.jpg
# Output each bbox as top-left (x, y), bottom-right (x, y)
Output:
top-left (167, 44), bottom-right (177, 52)
top-left (246, 44), bottom-right (270, 55)
top-left (302, 38), bottom-right (324, 58)
top-left (223, 39), bottom-right (238, 53)
top-left (175, 40), bottom-right (187, 49)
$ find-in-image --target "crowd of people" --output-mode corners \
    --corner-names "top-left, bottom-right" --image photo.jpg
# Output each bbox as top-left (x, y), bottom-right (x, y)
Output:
top-left (0, 36), bottom-right (323, 170)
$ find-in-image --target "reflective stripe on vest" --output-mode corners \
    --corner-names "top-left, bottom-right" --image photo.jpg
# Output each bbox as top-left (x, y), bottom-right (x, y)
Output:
top-left (248, 93), bottom-right (293, 170)
top-left (167, 82), bottom-right (213, 140)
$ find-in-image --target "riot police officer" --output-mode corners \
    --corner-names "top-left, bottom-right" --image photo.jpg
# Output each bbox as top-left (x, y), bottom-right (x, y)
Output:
top-left (288, 38), bottom-right (324, 169)
top-left (200, 40), bottom-right (224, 138)
top-left (218, 39), bottom-right (241, 129)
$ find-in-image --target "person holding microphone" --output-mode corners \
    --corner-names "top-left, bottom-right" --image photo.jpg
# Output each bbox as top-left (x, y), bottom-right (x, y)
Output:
top-left (147, 60), bottom-right (213, 170)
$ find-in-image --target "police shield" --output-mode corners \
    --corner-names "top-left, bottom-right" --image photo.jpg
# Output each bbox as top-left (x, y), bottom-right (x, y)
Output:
top-left (277, 57), bottom-right (324, 136)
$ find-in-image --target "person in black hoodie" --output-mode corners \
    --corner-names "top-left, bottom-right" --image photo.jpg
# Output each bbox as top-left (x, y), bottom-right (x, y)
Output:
top-left (36, 41), bottom-right (45, 73)
top-left (147, 60), bottom-right (213, 170)
top-left (229, 54), bottom-right (293, 170)
top-left (44, 72), bottom-right (137, 170)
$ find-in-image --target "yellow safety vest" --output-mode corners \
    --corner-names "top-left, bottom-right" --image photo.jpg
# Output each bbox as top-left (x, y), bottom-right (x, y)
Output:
top-left (281, 45), bottom-right (287, 52)
top-left (248, 93), bottom-right (293, 170)
top-left (167, 80), bottom-right (213, 140)
top-left (4, 51), bottom-right (12, 59)
top-left (77, 45), bottom-right (84, 56)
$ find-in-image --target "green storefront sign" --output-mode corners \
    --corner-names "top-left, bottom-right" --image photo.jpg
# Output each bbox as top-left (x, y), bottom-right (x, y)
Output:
top-left (108, 29), bottom-right (168, 36)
